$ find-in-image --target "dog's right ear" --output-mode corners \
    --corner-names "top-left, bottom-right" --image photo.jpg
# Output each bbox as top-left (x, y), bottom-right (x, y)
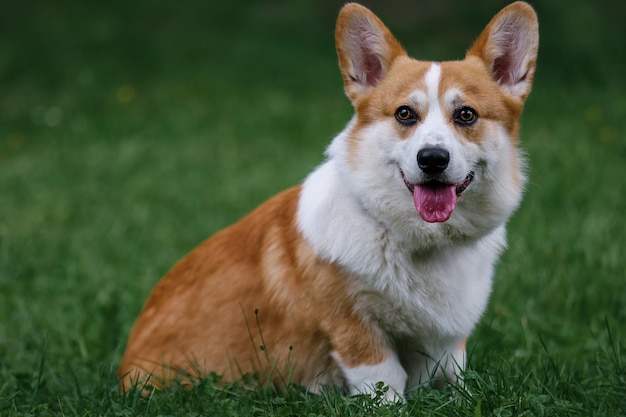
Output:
top-left (335, 3), bottom-right (406, 104)
top-left (466, 1), bottom-right (539, 102)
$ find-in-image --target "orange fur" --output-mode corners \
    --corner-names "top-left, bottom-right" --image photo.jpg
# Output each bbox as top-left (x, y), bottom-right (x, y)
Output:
top-left (119, 186), bottom-right (387, 391)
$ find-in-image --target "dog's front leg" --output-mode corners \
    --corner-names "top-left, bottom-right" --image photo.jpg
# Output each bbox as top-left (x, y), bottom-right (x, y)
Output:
top-left (328, 322), bottom-right (407, 401)
top-left (332, 351), bottom-right (407, 401)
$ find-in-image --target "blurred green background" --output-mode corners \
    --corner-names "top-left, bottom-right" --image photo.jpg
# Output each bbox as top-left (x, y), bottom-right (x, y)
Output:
top-left (1, 0), bottom-right (624, 413)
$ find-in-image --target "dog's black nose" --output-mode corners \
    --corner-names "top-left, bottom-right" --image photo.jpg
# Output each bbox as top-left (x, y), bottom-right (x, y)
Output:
top-left (417, 147), bottom-right (450, 174)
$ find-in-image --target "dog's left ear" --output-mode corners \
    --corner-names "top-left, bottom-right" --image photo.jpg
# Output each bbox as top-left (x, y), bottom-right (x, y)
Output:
top-left (467, 1), bottom-right (539, 101)
top-left (335, 3), bottom-right (406, 104)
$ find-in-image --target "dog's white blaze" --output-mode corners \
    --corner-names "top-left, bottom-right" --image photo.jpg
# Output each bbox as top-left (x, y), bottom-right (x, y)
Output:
top-left (421, 63), bottom-right (446, 146)
top-left (424, 63), bottom-right (441, 107)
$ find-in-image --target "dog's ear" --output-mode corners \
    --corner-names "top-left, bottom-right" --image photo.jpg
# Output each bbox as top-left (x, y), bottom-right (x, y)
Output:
top-left (467, 1), bottom-right (539, 101)
top-left (335, 3), bottom-right (406, 103)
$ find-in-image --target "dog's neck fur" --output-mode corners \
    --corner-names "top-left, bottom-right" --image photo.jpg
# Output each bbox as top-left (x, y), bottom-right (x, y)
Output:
top-left (297, 154), bottom-right (505, 346)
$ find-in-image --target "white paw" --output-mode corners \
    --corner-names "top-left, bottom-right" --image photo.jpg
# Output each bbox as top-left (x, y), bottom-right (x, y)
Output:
top-left (334, 352), bottom-right (407, 402)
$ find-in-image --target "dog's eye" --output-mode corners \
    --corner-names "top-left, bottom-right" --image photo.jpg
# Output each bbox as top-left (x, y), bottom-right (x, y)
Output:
top-left (395, 106), bottom-right (418, 125)
top-left (454, 107), bottom-right (478, 126)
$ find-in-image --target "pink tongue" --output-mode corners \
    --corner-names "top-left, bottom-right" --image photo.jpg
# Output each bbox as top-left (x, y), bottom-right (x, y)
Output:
top-left (413, 183), bottom-right (457, 223)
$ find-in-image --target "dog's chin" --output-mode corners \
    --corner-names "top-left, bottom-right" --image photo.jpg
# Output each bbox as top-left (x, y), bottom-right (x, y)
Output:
top-left (400, 170), bottom-right (475, 223)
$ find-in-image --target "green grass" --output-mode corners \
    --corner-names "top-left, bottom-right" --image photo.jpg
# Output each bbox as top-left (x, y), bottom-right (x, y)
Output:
top-left (1, 0), bottom-right (625, 415)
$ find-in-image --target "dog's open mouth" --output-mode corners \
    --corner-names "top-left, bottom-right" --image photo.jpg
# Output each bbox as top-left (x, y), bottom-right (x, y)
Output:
top-left (401, 170), bottom-right (475, 223)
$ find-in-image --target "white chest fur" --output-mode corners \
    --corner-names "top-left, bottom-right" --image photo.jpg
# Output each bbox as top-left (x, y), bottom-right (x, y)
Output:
top-left (297, 160), bottom-right (506, 354)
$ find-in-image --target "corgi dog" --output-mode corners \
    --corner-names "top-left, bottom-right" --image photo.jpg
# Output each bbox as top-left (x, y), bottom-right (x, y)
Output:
top-left (119, 1), bottom-right (538, 400)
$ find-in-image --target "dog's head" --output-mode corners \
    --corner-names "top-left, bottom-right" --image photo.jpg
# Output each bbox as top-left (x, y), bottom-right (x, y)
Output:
top-left (331, 2), bottom-right (538, 240)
